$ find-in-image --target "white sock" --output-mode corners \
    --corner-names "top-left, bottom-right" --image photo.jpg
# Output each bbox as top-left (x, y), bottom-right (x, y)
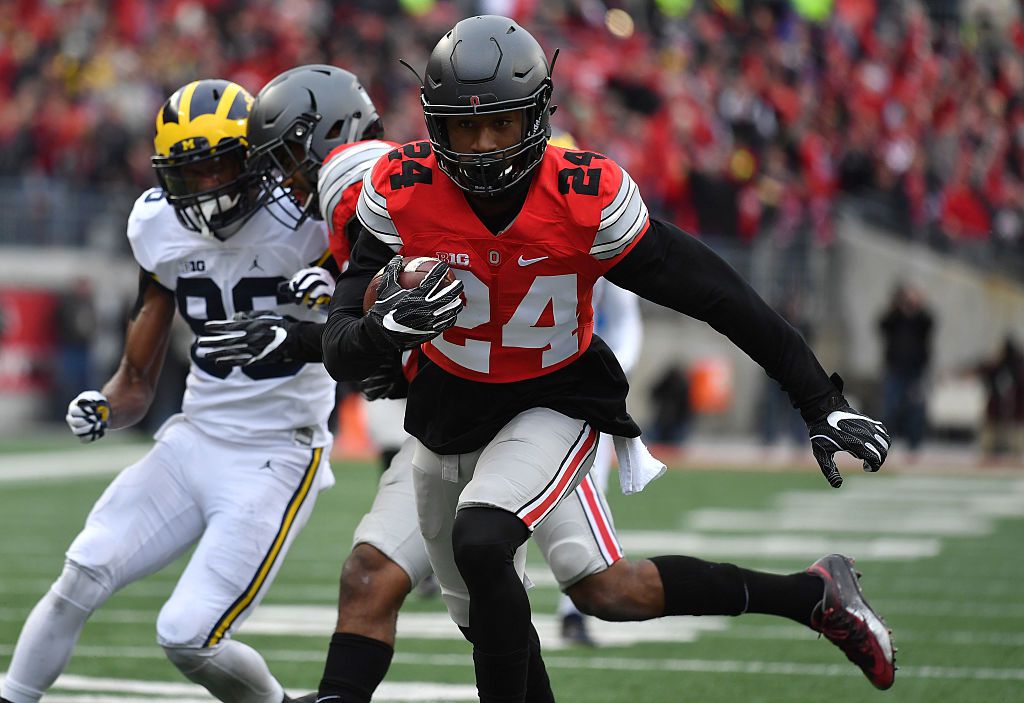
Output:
top-left (2, 564), bottom-right (110, 703)
top-left (557, 592), bottom-right (582, 619)
top-left (163, 639), bottom-right (284, 703)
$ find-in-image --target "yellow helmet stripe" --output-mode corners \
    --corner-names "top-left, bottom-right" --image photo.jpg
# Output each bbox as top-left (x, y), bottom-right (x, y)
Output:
top-left (217, 82), bottom-right (242, 120)
top-left (154, 79), bottom-right (252, 156)
top-left (179, 81), bottom-right (201, 124)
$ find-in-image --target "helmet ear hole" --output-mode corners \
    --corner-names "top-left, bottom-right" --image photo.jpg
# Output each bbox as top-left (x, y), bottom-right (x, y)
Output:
top-left (246, 64), bottom-right (383, 229)
top-left (325, 120), bottom-right (346, 140)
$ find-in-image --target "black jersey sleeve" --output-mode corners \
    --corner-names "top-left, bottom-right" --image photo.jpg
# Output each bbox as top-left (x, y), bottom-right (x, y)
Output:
top-left (292, 322), bottom-right (326, 362)
top-left (322, 224), bottom-right (397, 382)
top-left (605, 218), bottom-right (838, 421)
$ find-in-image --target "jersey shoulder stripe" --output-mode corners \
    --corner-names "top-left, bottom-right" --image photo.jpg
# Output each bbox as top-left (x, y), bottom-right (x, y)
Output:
top-left (356, 167), bottom-right (401, 251)
top-left (591, 168), bottom-right (648, 261)
top-left (318, 140), bottom-right (395, 224)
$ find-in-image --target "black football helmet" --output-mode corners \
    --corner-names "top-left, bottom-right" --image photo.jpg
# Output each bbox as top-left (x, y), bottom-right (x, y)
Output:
top-left (152, 79), bottom-right (259, 238)
top-left (421, 15), bottom-right (555, 196)
top-left (247, 64), bottom-right (384, 228)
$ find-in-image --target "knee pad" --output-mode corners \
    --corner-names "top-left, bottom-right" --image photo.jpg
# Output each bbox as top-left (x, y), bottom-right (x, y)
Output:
top-left (51, 560), bottom-right (113, 613)
top-left (156, 598), bottom-right (206, 650)
top-left (451, 507), bottom-right (527, 587)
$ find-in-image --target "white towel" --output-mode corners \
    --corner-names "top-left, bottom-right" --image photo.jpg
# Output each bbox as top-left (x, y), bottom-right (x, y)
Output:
top-left (614, 435), bottom-right (667, 495)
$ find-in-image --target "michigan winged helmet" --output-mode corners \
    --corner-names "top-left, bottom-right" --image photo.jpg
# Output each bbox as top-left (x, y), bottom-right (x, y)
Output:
top-left (152, 79), bottom-right (258, 238)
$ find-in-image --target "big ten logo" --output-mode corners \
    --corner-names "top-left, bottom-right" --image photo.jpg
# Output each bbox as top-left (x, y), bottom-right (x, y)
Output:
top-left (179, 259), bottom-right (206, 273)
top-left (436, 252), bottom-right (470, 267)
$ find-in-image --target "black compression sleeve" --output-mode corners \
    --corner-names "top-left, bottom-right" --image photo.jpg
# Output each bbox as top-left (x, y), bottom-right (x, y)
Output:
top-left (292, 321), bottom-right (325, 362)
top-left (317, 632), bottom-right (394, 703)
top-left (605, 219), bottom-right (839, 420)
top-left (322, 225), bottom-right (398, 382)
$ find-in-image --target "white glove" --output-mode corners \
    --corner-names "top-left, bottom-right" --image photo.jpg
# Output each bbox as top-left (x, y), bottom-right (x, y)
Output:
top-left (280, 266), bottom-right (336, 309)
top-left (66, 390), bottom-right (111, 443)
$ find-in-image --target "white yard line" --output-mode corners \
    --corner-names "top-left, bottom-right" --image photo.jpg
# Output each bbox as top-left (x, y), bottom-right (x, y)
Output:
top-left (617, 532), bottom-right (941, 560)
top-left (2, 608), bottom-right (1021, 647)
top-left (4, 650), bottom-right (1021, 689)
top-left (0, 445), bottom-right (148, 482)
top-left (4, 606), bottom-right (1024, 649)
top-left (686, 508), bottom-right (993, 535)
top-left (0, 673), bottom-right (478, 702)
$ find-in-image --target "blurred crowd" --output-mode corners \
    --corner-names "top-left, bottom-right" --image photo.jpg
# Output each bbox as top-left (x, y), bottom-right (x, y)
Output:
top-left (3, 0), bottom-right (1024, 264)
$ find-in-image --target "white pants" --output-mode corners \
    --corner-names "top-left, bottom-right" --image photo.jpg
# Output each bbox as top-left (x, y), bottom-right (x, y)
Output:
top-left (411, 408), bottom-right (609, 626)
top-left (356, 434), bottom-right (622, 594)
top-left (66, 415), bottom-right (332, 648)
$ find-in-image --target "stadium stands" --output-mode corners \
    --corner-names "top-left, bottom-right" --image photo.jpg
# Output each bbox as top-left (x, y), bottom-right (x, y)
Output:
top-left (1, 0), bottom-right (1023, 274)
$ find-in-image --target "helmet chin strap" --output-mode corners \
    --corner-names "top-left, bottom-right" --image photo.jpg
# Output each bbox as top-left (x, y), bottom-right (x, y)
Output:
top-left (212, 218), bottom-right (246, 240)
top-left (192, 194), bottom-right (242, 240)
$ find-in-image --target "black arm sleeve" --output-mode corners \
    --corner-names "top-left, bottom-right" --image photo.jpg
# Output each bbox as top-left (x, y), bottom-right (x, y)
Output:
top-left (605, 219), bottom-right (839, 421)
top-left (292, 322), bottom-right (326, 362)
top-left (322, 225), bottom-right (399, 382)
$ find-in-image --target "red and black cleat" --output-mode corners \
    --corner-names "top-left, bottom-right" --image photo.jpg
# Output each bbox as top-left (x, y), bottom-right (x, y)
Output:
top-left (807, 554), bottom-right (896, 690)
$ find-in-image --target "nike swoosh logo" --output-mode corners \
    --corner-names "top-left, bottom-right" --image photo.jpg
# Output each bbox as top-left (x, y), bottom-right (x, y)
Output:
top-left (826, 410), bottom-right (876, 431)
top-left (382, 310), bottom-right (431, 335)
top-left (249, 326), bottom-right (289, 364)
top-left (518, 255), bottom-right (548, 266)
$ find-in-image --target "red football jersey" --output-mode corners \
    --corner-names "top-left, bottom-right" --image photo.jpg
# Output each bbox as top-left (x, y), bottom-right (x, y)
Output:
top-left (318, 139), bottom-right (398, 268)
top-left (357, 141), bottom-right (650, 383)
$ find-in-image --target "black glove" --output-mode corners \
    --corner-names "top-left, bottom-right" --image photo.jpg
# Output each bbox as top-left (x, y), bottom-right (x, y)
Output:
top-left (806, 373), bottom-right (890, 488)
top-left (197, 311), bottom-right (302, 367)
top-left (360, 368), bottom-right (409, 401)
top-left (359, 353), bottom-right (409, 401)
top-left (366, 255), bottom-right (464, 350)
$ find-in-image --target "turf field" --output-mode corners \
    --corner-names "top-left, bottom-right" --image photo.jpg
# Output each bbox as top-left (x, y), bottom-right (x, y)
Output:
top-left (1, 440), bottom-right (1022, 702)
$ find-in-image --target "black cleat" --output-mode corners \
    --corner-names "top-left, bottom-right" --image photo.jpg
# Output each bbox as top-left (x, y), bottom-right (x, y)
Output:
top-left (283, 694), bottom-right (318, 703)
top-left (807, 554), bottom-right (896, 690)
top-left (560, 612), bottom-right (597, 647)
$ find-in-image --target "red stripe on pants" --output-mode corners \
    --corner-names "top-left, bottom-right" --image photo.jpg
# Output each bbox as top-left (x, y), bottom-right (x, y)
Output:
top-left (522, 427), bottom-right (597, 528)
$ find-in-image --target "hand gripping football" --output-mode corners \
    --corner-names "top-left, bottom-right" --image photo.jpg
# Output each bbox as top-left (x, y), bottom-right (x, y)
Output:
top-left (363, 256), bottom-right (458, 313)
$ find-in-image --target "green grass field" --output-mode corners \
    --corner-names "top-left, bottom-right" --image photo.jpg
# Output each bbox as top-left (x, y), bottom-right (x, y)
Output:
top-left (1, 442), bottom-right (1022, 702)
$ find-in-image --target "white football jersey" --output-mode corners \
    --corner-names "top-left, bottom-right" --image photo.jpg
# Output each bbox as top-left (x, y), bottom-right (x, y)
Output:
top-left (592, 278), bottom-right (642, 375)
top-left (127, 188), bottom-right (335, 446)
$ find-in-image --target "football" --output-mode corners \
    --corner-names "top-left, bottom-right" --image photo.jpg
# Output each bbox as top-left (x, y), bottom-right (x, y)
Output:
top-left (363, 256), bottom-right (458, 313)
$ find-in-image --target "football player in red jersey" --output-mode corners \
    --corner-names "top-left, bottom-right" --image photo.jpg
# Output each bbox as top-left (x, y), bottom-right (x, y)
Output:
top-left (237, 64), bottom-right (684, 703)
top-left (238, 64), bottom-right (617, 703)
top-left (320, 15), bottom-right (897, 701)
